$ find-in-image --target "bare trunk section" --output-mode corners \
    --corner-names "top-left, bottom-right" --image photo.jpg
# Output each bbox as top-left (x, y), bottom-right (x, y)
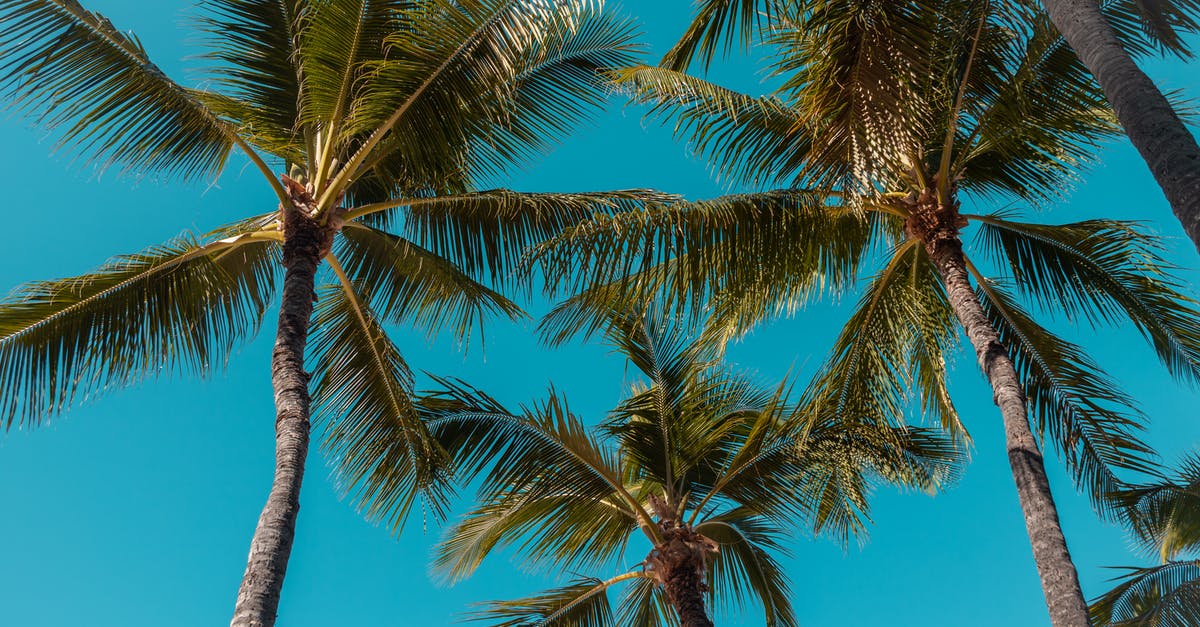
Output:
top-left (1040, 0), bottom-right (1200, 254)
top-left (921, 211), bottom-right (1090, 627)
top-left (231, 179), bottom-right (334, 627)
top-left (648, 522), bottom-right (717, 627)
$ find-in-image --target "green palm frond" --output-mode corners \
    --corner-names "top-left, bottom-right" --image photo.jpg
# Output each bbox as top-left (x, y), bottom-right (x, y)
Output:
top-left (971, 273), bottom-right (1158, 510)
top-left (1090, 560), bottom-right (1200, 627)
top-left (197, 0), bottom-right (304, 161)
top-left (613, 574), bottom-right (674, 627)
top-left (469, 574), bottom-right (645, 627)
top-left (337, 222), bottom-right (523, 343)
top-left (973, 215), bottom-right (1200, 383)
top-left (1111, 454), bottom-right (1200, 560)
top-left (308, 273), bottom-right (452, 532)
top-left (0, 232), bottom-right (277, 428)
top-left (696, 510), bottom-right (797, 627)
top-left (395, 189), bottom-right (677, 286)
top-left (534, 190), bottom-right (871, 324)
top-left (659, 0), bottom-right (775, 71)
top-left (0, 0), bottom-right (235, 177)
top-left (806, 239), bottom-right (965, 438)
top-left (336, 0), bottom-right (638, 192)
top-left (612, 65), bottom-right (809, 187)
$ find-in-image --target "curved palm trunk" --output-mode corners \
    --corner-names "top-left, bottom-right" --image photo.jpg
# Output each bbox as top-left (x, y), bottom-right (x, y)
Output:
top-left (231, 181), bottom-right (331, 627)
top-left (1039, 0), bottom-right (1200, 254)
top-left (925, 230), bottom-right (1091, 627)
top-left (649, 523), bottom-right (717, 627)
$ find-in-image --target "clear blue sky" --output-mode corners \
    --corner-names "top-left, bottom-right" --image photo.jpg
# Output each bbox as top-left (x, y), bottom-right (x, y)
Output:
top-left (1, 2), bottom-right (1197, 626)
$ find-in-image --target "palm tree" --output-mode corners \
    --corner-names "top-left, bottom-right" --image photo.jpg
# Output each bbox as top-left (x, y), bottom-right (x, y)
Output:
top-left (662, 0), bottom-right (1200, 255)
top-left (421, 310), bottom-right (959, 626)
top-left (1090, 453), bottom-right (1200, 626)
top-left (531, 3), bottom-right (1200, 625)
top-left (1036, 0), bottom-right (1200, 255)
top-left (0, 1), bottom-right (666, 624)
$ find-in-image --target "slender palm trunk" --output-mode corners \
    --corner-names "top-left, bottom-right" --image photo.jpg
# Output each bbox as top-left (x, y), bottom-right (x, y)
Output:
top-left (649, 523), bottom-right (716, 627)
top-left (1039, 0), bottom-right (1200, 254)
top-left (231, 182), bottom-right (330, 627)
top-left (924, 228), bottom-right (1091, 627)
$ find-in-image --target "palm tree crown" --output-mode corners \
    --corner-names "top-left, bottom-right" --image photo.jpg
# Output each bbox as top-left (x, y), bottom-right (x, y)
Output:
top-left (0, 1), bottom-right (668, 623)
top-left (423, 310), bottom-right (959, 626)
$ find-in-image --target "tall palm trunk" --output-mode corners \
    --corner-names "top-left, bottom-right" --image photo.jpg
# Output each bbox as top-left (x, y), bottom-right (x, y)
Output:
top-left (921, 209), bottom-right (1090, 627)
top-left (231, 180), bottom-right (331, 627)
top-left (650, 522), bottom-right (717, 627)
top-left (1039, 0), bottom-right (1200, 254)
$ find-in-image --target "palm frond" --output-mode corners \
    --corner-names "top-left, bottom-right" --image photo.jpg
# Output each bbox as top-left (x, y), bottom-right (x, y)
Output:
top-left (613, 574), bottom-right (674, 627)
top-left (971, 273), bottom-right (1158, 511)
top-left (973, 215), bottom-right (1200, 384)
top-left (659, 0), bottom-right (775, 71)
top-left (337, 222), bottom-right (523, 343)
top-left (613, 65), bottom-right (809, 188)
top-left (469, 574), bottom-right (644, 627)
top-left (197, 0), bottom-right (305, 161)
top-left (1111, 453), bottom-right (1200, 559)
top-left (0, 232), bottom-right (276, 428)
top-left (1090, 560), bottom-right (1200, 627)
top-left (308, 275), bottom-right (452, 532)
top-left (0, 0), bottom-right (235, 177)
top-left (399, 189), bottom-right (676, 286)
top-left (696, 510), bottom-right (797, 627)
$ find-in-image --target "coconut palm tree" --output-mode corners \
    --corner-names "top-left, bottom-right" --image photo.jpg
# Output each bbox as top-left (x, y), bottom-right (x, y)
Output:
top-left (0, 1), bottom-right (666, 624)
top-left (422, 310), bottom-right (959, 626)
top-left (530, 3), bottom-right (1200, 625)
top-left (662, 0), bottom-right (1200, 255)
top-left (1091, 453), bottom-right (1200, 626)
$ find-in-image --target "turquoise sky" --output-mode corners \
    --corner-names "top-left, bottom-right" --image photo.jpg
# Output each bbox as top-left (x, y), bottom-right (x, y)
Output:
top-left (1, 2), bottom-right (1198, 626)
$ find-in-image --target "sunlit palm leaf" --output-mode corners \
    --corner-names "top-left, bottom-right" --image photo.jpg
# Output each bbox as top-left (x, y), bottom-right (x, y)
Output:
top-left (1111, 454), bottom-right (1200, 559)
top-left (696, 510), bottom-right (797, 627)
top-left (0, 0), bottom-right (234, 177)
top-left (469, 574), bottom-right (645, 627)
top-left (0, 232), bottom-right (277, 427)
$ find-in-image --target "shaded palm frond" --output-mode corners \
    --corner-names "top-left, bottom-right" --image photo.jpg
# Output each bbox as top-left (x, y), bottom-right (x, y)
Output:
top-left (337, 222), bottom-right (523, 343)
top-left (696, 509), bottom-right (797, 627)
top-left (197, 0), bottom-right (305, 161)
top-left (0, 232), bottom-right (277, 428)
top-left (469, 574), bottom-right (643, 627)
top-left (659, 0), bottom-right (776, 71)
top-left (309, 278), bottom-right (452, 532)
top-left (972, 274), bottom-right (1158, 511)
top-left (974, 215), bottom-right (1200, 383)
top-left (0, 0), bottom-right (234, 177)
top-left (534, 190), bottom-right (872, 329)
top-left (806, 239), bottom-right (965, 438)
top-left (400, 188), bottom-right (677, 286)
top-left (613, 65), bottom-right (809, 187)
top-left (1111, 453), bottom-right (1200, 559)
top-left (1090, 560), bottom-right (1200, 627)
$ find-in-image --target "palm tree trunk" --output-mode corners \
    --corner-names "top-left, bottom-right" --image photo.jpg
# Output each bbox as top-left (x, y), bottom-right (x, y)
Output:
top-left (231, 184), bottom-right (330, 627)
top-left (926, 234), bottom-right (1091, 627)
top-left (650, 524), bottom-right (716, 627)
top-left (1039, 0), bottom-right (1200, 254)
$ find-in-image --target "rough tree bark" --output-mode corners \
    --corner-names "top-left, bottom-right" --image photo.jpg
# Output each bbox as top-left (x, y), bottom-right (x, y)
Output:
top-left (230, 177), bottom-right (336, 627)
top-left (912, 192), bottom-right (1091, 627)
top-left (648, 521), bottom-right (718, 627)
top-left (1040, 0), bottom-right (1200, 254)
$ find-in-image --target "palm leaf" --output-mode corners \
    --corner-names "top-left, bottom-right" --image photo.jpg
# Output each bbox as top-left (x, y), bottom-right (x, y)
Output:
top-left (659, 0), bottom-right (775, 71)
top-left (308, 274), bottom-right (452, 531)
top-left (0, 231), bottom-right (277, 427)
top-left (696, 510), bottom-right (797, 627)
top-left (337, 222), bottom-right (523, 343)
top-left (1090, 560), bottom-right (1200, 627)
top-left (469, 574), bottom-right (644, 627)
top-left (0, 0), bottom-right (234, 177)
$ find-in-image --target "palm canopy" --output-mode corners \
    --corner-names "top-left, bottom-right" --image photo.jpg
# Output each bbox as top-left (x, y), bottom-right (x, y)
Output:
top-left (660, 0), bottom-right (1200, 73)
top-left (532, 0), bottom-right (1200, 511)
top-left (0, 0), bottom-right (672, 529)
top-left (422, 309), bottom-right (960, 626)
top-left (1090, 454), bottom-right (1200, 626)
